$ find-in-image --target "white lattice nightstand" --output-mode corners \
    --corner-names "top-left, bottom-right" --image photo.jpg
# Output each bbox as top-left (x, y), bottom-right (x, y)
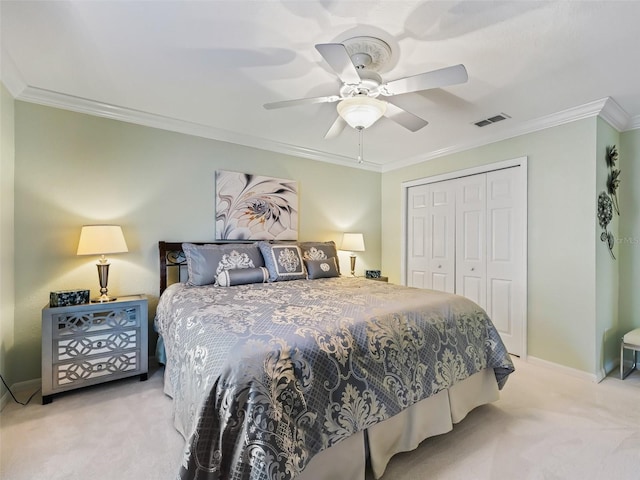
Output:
top-left (41, 295), bottom-right (148, 404)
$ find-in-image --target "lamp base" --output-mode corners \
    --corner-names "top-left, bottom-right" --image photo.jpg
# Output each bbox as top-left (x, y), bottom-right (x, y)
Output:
top-left (91, 294), bottom-right (118, 303)
top-left (93, 261), bottom-right (116, 303)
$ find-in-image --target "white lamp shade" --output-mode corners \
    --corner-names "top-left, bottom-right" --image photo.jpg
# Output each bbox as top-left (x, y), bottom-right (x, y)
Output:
top-left (77, 225), bottom-right (128, 256)
top-left (340, 233), bottom-right (365, 252)
top-left (337, 97), bottom-right (387, 129)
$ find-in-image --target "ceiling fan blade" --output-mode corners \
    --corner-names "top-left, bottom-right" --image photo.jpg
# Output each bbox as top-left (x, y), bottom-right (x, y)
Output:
top-left (324, 116), bottom-right (347, 139)
top-left (315, 43), bottom-right (361, 85)
top-left (383, 102), bottom-right (429, 132)
top-left (381, 64), bottom-right (468, 96)
top-left (263, 95), bottom-right (340, 110)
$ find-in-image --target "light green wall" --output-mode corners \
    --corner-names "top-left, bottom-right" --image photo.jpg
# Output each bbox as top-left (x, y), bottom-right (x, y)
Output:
top-left (12, 101), bottom-right (382, 384)
top-left (7, 96), bottom-right (639, 384)
top-left (382, 119), bottom-right (599, 374)
top-left (595, 117), bottom-right (620, 377)
top-left (1, 83), bottom-right (16, 392)
top-left (619, 128), bottom-right (640, 333)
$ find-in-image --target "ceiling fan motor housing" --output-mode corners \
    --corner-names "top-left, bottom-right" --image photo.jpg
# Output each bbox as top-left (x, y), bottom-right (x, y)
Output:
top-left (350, 52), bottom-right (372, 69)
top-left (340, 69), bottom-right (383, 98)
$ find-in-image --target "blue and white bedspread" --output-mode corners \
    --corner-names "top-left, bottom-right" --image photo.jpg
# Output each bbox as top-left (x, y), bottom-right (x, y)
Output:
top-left (155, 276), bottom-right (514, 480)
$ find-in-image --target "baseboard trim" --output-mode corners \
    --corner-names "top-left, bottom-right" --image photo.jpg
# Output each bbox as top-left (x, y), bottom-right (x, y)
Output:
top-left (0, 378), bottom-right (41, 411)
top-left (527, 356), bottom-right (598, 383)
top-left (598, 359), bottom-right (620, 382)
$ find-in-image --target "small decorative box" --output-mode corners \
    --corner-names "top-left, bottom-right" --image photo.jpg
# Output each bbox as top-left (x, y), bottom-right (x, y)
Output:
top-left (49, 289), bottom-right (90, 307)
top-left (365, 270), bottom-right (381, 279)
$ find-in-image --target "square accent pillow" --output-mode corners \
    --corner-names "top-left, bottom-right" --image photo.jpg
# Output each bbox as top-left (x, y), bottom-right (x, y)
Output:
top-left (257, 242), bottom-right (306, 282)
top-left (182, 243), bottom-right (265, 286)
top-left (305, 257), bottom-right (340, 279)
top-left (299, 241), bottom-right (340, 274)
top-left (217, 267), bottom-right (269, 287)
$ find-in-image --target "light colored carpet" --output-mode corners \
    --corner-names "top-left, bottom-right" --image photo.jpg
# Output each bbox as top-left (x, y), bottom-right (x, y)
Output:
top-left (1, 357), bottom-right (639, 480)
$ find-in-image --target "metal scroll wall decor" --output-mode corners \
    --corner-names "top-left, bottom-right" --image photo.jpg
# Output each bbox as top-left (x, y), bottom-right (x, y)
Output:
top-left (597, 145), bottom-right (621, 260)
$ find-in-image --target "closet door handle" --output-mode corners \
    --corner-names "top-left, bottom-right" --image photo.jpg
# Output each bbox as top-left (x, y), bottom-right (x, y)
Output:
top-left (471, 267), bottom-right (475, 272)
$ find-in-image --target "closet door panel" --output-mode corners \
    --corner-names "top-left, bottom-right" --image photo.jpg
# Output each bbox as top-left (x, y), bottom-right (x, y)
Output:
top-left (427, 182), bottom-right (456, 293)
top-left (455, 175), bottom-right (487, 309)
top-left (489, 278), bottom-right (512, 333)
top-left (486, 168), bottom-right (523, 355)
top-left (410, 213), bottom-right (427, 288)
top-left (407, 185), bottom-right (428, 288)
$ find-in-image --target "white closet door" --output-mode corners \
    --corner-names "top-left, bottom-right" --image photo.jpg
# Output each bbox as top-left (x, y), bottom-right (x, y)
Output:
top-left (406, 185), bottom-right (429, 288)
top-left (406, 182), bottom-right (456, 292)
top-left (455, 175), bottom-right (487, 309)
top-left (405, 165), bottom-right (525, 356)
top-left (485, 168), bottom-right (523, 355)
top-left (426, 181), bottom-right (456, 293)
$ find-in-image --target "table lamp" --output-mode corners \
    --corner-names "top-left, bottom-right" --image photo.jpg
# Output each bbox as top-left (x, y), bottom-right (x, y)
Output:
top-left (77, 225), bottom-right (128, 302)
top-left (340, 233), bottom-right (365, 276)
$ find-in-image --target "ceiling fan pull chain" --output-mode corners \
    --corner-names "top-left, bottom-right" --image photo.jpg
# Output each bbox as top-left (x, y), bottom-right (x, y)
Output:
top-left (357, 126), bottom-right (364, 164)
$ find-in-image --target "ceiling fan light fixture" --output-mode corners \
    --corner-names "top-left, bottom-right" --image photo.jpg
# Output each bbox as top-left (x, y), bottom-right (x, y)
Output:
top-left (337, 96), bottom-right (387, 129)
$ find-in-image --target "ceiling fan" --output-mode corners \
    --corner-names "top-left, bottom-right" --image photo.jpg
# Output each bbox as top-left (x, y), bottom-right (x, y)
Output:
top-left (263, 36), bottom-right (469, 139)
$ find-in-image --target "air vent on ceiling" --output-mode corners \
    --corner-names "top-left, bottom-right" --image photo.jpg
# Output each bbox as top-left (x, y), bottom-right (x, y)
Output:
top-left (474, 113), bottom-right (511, 127)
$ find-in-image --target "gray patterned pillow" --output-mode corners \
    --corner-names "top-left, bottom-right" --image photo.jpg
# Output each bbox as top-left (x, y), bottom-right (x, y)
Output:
top-left (217, 267), bottom-right (269, 287)
top-left (182, 243), bottom-right (265, 286)
top-left (305, 257), bottom-right (340, 279)
top-left (257, 242), bottom-right (306, 282)
top-left (299, 241), bottom-right (340, 274)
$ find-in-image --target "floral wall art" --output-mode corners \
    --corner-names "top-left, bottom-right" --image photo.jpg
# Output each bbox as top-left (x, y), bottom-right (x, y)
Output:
top-left (215, 170), bottom-right (298, 240)
top-left (597, 145), bottom-right (621, 259)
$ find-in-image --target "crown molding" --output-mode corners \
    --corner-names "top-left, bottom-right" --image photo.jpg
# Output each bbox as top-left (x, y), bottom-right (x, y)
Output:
top-left (382, 98), bottom-right (626, 172)
top-left (627, 115), bottom-right (640, 131)
top-left (13, 85), bottom-right (381, 172)
top-left (599, 97), bottom-right (631, 131)
top-left (7, 80), bottom-right (636, 172)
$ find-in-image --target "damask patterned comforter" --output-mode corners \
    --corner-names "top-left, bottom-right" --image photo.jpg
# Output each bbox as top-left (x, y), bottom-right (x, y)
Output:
top-left (155, 276), bottom-right (514, 480)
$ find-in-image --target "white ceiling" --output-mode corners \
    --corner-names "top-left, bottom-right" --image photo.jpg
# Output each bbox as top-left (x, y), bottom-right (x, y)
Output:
top-left (2, 1), bottom-right (640, 172)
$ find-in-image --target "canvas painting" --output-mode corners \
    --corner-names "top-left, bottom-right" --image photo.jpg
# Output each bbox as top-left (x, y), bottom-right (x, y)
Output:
top-left (215, 170), bottom-right (298, 240)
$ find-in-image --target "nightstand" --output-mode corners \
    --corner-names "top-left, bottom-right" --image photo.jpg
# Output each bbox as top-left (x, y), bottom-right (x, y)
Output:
top-left (41, 295), bottom-right (148, 404)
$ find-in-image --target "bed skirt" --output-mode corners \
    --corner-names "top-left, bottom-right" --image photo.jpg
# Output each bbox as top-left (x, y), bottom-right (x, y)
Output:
top-left (297, 367), bottom-right (499, 480)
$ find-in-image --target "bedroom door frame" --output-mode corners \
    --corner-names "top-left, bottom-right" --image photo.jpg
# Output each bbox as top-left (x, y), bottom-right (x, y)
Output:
top-left (401, 156), bottom-right (528, 359)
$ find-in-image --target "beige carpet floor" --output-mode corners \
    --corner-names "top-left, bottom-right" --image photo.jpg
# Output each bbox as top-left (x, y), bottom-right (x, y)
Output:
top-left (1, 357), bottom-right (639, 480)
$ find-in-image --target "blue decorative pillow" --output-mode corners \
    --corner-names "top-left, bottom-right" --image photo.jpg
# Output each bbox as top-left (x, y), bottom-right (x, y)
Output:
top-left (217, 267), bottom-right (269, 287)
top-left (182, 243), bottom-right (265, 286)
top-left (299, 241), bottom-right (341, 274)
top-left (305, 257), bottom-right (340, 279)
top-left (257, 242), bottom-right (306, 282)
